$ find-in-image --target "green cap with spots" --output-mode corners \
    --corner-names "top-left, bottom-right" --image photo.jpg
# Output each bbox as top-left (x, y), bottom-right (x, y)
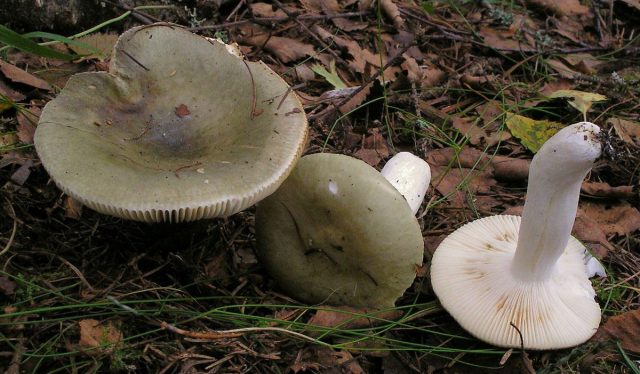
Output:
top-left (35, 24), bottom-right (308, 222)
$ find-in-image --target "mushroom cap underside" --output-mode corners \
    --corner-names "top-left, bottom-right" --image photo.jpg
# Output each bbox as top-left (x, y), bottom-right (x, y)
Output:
top-left (35, 24), bottom-right (308, 222)
top-left (256, 153), bottom-right (424, 309)
top-left (430, 215), bottom-right (601, 349)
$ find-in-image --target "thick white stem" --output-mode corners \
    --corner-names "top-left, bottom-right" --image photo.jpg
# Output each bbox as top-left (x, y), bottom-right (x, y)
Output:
top-left (511, 122), bottom-right (601, 282)
top-left (381, 152), bottom-right (431, 215)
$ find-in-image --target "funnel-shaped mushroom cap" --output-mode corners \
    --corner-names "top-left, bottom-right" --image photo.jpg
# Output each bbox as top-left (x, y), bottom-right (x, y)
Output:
top-left (256, 153), bottom-right (424, 309)
top-left (34, 24), bottom-right (307, 222)
top-left (431, 215), bottom-right (601, 349)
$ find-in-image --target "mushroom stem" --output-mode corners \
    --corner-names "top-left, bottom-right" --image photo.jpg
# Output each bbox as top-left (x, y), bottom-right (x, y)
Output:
top-left (511, 122), bottom-right (602, 282)
top-left (380, 152), bottom-right (431, 215)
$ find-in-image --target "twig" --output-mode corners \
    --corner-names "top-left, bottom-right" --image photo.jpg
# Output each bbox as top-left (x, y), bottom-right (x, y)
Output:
top-left (242, 59), bottom-right (260, 119)
top-left (0, 198), bottom-right (17, 257)
top-left (161, 322), bottom-right (323, 344)
top-left (225, 0), bottom-right (245, 22)
top-left (277, 83), bottom-right (305, 110)
top-left (101, 0), bottom-right (162, 24)
top-left (399, 8), bottom-right (472, 36)
top-left (174, 162), bottom-right (203, 178)
top-left (510, 322), bottom-right (535, 374)
top-left (189, 11), bottom-right (371, 31)
top-left (58, 256), bottom-right (97, 294)
top-left (121, 50), bottom-right (150, 71)
top-left (6, 334), bottom-right (24, 374)
top-left (123, 119), bottom-right (153, 141)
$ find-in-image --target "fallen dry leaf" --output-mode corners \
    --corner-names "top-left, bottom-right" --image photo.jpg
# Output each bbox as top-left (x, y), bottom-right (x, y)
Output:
top-left (0, 276), bottom-right (16, 296)
top-left (431, 165), bottom-right (499, 210)
top-left (307, 306), bottom-right (402, 331)
top-left (249, 2), bottom-right (287, 18)
top-left (479, 26), bottom-right (535, 52)
top-left (294, 64), bottom-right (316, 82)
top-left (380, 0), bottom-right (404, 29)
top-left (539, 79), bottom-right (574, 97)
top-left (338, 82), bottom-right (373, 114)
top-left (353, 130), bottom-right (390, 167)
top-left (313, 25), bottom-right (382, 74)
top-left (16, 106), bottom-right (41, 144)
top-left (594, 309), bottom-right (640, 354)
top-left (526, 0), bottom-right (590, 17)
top-left (427, 147), bottom-right (499, 210)
top-left (580, 201), bottom-right (640, 237)
top-left (546, 59), bottom-right (582, 79)
top-left (203, 251), bottom-right (232, 287)
top-left (64, 196), bottom-right (83, 220)
top-left (492, 156), bottom-right (530, 181)
top-left (0, 77), bottom-right (26, 104)
top-left (290, 347), bottom-right (364, 373)
top-left (557, 54), bottom-right (605, 75)
top-left (452, 116), bottom-right (510, 147)
top-left (244, 35), bottom-right (315, 63)
top-left (573, 210), bottom-right (613, 259)
top-left (0, 60), bottom-right (51, 91)
top-left (581, 181), bottom-right (634, 199)
top-left (77, 319), bottom-right (123, 356)
top-left (607, 117), bottom-right (640, 147)
top-left (619, 0), bottom-right (640, 11)
top-left (319, 0), bottom-right (368, 31)
top-left (10, 159), bottom-right (33, 186)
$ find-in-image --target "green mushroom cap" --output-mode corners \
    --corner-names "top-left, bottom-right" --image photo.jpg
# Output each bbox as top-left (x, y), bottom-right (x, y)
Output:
top-left (35, 24), bottom-right (307, 222)
top-left (256, 153), bottom-right (424, 309)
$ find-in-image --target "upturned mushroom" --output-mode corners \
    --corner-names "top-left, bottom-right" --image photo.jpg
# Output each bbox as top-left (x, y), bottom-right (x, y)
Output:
top-left (34, 24), bottom-right (307, 222)
top-left (430, 122), bottom-right (602, 349)
top-left (255, 152), bottom-right (430, 309)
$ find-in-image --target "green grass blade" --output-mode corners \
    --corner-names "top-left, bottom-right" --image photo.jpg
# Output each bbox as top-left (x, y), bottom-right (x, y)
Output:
top-left (21, 31), bottom-right (101, 56)
top-left (618, 342), bottom-right (640, 374)
top-left (0, 25), bottom-right (77, 60)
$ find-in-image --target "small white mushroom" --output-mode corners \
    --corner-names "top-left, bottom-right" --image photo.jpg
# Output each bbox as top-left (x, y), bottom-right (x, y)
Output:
top-left (380, 152), bottom-right (431, 214)
top-left (431, 122), bottom-right (602, 349)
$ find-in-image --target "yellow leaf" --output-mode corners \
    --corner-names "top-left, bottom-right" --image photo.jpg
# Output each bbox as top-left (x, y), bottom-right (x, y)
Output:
top-left (548, 89), bottom-right (607, 119)
top-left (505, 113), bottom-right (565, 153)
top-left (311, 60), bottom-right (347, 89)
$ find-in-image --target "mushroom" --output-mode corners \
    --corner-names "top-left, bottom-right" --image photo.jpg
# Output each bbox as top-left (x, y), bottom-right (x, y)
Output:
top-left (430, 122), bottom-right (602, 349)
top-left (34, 24), bottom-right (307, 222)
top-left (255, 152), bottom-right (430, 309)
top-left (381, 152), bottom-right (431, 214)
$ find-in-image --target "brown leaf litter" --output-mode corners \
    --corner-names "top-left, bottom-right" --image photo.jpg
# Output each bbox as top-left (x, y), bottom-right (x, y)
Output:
top-left (0, 60), bottom-right (51, 91)
top-left (593, 309), bottom-right (640, 354)
top-left (353, 129), bottom-right (390, 167)
top-left (243, 34), bottom-right (316, 63)
top-left (76, 319), bottom-right (123, 356)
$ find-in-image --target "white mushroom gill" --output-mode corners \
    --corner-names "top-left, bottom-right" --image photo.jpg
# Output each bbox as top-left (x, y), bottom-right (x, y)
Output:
top-left (511, 122), bottom-right (602, 281)
top-left (380, 152), bottom-right (431, 214)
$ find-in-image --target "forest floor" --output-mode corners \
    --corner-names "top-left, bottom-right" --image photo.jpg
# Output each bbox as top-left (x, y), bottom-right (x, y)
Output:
top-left (0, 0), bottom-right (639, 373)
